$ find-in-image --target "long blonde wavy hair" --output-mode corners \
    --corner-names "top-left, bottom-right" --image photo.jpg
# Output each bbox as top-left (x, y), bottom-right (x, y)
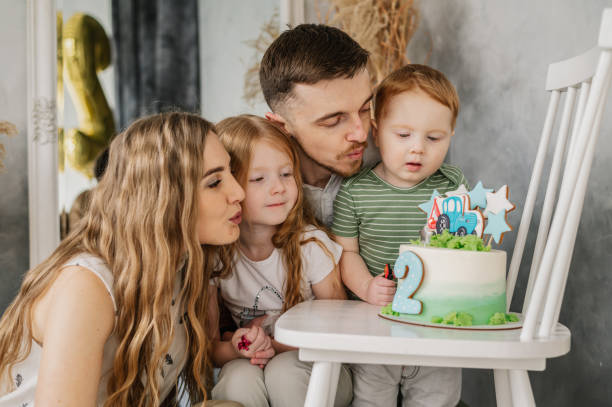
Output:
top-left (216, 115), bottom-right (342, 311)
top-left (0, 112), bottom-right (221, 405)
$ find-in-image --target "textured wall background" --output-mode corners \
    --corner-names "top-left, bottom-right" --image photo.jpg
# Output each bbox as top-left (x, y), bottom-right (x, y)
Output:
top-left (405, 2), bottom-right (612, 405)
top-left (199, 0), bottom-right (277, 122)
top-left (1, 0), bottom-right (611, 405)
top-left (0, 0), bottom-right (28, 312)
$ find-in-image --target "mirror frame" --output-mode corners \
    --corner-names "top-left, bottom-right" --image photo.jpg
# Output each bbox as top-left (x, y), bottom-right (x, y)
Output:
top-left (24, 0), bottom-right (305, 267)
top-left (27, 0), bottom-right (59, 267)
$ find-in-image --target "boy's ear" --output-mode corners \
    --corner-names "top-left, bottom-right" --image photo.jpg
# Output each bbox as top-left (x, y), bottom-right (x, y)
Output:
top-left (265, 112), bottom-right (291, 135)
top-left (371, 119), bottom-right (380, 147)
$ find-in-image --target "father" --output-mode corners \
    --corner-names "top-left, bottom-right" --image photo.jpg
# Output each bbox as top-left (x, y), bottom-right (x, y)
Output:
top-left (260, 24), bottom-right (373, 227)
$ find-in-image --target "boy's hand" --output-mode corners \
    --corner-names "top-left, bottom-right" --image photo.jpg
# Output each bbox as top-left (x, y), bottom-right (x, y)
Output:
top-left (365, 275), bottom-right (396, 306)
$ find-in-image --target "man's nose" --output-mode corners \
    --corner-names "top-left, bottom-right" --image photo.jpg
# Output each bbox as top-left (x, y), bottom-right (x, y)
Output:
top-left (346, 113), bottom-right (368, 143)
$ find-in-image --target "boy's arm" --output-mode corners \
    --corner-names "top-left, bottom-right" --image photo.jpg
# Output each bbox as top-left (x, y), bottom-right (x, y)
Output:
top-left (334, 235), bottom-right (396, 306)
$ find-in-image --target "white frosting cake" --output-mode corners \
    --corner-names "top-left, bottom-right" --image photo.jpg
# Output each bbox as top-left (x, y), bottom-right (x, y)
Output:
top-left (394, 244), bottom-right (507, 325)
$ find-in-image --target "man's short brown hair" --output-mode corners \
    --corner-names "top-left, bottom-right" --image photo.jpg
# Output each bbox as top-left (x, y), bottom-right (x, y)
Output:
top-left (260, 24), bottom-right (369, 111)
top-left (374, 64), bottom-right (460, 129)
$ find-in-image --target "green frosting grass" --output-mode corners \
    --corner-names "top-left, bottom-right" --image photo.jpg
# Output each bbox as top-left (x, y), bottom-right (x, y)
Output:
top-left (383, 306), bottom-right (519, 327)
top-left (487, 312), bottom-right (519, 325)
top-left (380, 303), bottom-right (400, 316)
top-left (411, 230), bottom-right (490, 251)
top-left (431, 311), bottom-right (474, 326)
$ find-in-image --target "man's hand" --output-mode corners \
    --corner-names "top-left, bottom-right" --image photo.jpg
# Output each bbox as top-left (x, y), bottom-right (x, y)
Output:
top-left (365, 275), bottom-right (396, 306)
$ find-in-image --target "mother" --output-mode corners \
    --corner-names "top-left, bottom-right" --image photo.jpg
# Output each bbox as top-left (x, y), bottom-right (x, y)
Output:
top-left (0, 113), bottom-right (244, 406)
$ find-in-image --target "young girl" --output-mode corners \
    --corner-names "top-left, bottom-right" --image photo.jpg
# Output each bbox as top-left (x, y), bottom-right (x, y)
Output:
top-left (0, 113), bottom-right (248, 407)
top-left (209, 115), bottom-right (353, 407)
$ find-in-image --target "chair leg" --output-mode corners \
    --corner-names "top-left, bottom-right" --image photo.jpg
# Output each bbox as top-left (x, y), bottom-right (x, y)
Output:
top-left (305, 361), bottom-right (333, 407)
top-left (493, 369), bottom-right (513, 407)
top-left (509, 370), bottom-right (535, 407)
top-left (326, 362), bottom-right (341, 407)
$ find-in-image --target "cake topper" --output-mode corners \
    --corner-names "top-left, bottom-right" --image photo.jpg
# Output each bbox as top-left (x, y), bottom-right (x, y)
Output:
top-left (467, 181), bottom-right (493, 209)
top-left (483, 185), bottom-right (514, 217)
top-left (418, 182), bottom-right (515, 247)
top-left (483, 210), bottom-right (512, 244)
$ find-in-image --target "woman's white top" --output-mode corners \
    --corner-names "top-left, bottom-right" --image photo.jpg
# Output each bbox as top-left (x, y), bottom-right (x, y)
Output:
top-left (0, 253), bottom-right (187, 406)
top-left (215, 227), bottom-right (342, 335)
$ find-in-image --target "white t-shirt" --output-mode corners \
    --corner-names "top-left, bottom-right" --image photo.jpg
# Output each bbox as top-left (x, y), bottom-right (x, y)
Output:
top-left (215, 227), bottom-right (342, 335)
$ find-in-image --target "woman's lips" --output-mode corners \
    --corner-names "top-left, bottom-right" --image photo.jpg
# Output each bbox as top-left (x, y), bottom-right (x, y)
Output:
top-left (229, 211), bottom-right (242, 224)
top-left (266, 202), bottom-right (286, 208)
top-left (405, 162), bottom-right (422, 172)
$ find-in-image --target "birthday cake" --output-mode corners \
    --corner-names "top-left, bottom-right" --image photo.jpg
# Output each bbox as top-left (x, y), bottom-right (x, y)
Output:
top-left (380, 182), bottom-right (518, 327)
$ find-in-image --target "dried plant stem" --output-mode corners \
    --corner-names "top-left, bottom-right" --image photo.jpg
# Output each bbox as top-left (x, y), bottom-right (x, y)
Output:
top-left (0, 121), bottom-right (18, 172)
top-left (321, 0), bottom-right (420, 86)
top-left (243, 11), bottom-right (280, 106)
top-left (243, 0), bottom-right (421, 105)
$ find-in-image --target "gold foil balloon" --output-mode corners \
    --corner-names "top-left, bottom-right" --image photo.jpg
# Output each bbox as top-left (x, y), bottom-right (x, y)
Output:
top-left (62, 13), bottom-right (115, 177)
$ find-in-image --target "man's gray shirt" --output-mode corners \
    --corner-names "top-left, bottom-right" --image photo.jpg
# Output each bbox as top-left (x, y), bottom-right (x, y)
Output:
top-left (303, 173), bottom-right (343, 228)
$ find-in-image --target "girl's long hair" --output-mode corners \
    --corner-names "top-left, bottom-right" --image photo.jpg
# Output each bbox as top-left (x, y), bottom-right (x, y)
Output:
top-left (216, 115), bottom-right (342, 311)
top-left (0, 112), bottom-right (219, 405)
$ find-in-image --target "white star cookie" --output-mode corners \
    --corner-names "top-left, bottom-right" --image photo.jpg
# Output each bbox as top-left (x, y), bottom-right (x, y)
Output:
top-left (445, 184), bottom-right (469, 197)
top-left (484, 185), bottom-right (515, 216)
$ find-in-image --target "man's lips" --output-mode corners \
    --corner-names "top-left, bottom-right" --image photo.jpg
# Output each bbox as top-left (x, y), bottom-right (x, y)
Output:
top-left (346, 147), bottom-right (364, 160)
top-left (229, 211), bottom-right (242, 224)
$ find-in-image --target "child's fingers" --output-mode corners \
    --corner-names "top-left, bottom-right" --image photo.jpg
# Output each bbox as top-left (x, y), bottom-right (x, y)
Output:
top-left (255, 342), bottom-right (275, 359)
top-left (375, 297), bottom-right (391, 306)
top-left (247, 327), bottom-right (267, 352)
top-left (374, 276), bottom-right (396, 287)
top-left (376, 284), bottom-right (396, 295)
top-left (244, 326), bottom-right (260, 343)
top-left (381, 293), bottom-right (395, 304)
top-left (250, 357), bottom-right (271, 366)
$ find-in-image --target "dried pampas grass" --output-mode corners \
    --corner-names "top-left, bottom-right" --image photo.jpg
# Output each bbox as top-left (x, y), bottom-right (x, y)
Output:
top-left (243, 11), bottom-right (279, 106)
top-left (319, 0), bottom-right (420, 86)
top-left (0, 121), bottom-right (18, 172)
top-left (242, 0), bottom-right (420, 105)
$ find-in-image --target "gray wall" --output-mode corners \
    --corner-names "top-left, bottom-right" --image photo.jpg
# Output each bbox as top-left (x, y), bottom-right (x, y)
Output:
top-left (405, 2), bottom-right (612, 405)
top-left (0, 0), bottom-right (28, 312)
top-left (199, 0), bottom-right (277, 122)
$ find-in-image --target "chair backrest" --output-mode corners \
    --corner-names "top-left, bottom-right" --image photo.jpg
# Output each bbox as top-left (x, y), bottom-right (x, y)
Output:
top-left (504, 9), bottom-right (612, 342)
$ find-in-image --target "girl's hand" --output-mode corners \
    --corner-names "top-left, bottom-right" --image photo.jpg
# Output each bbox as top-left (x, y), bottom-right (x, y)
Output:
top-left (365, 275), bottom-right (396, 306)
top-left (250, 335), bottom-right (275, 368)
top-left (231, 326), bottom-right (269, 359)
top-left (241, 316), bottom-right (275, 367)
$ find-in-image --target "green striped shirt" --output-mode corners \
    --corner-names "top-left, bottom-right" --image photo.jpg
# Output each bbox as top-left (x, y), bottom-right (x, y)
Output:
top-left (332, 163), bottom-right (468, 279)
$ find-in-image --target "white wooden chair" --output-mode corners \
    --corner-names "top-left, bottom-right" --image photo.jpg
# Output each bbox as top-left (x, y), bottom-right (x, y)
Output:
top-left (498, 8), bottom-right (612, 406)
top-left (274, 9), bottom-right (612, 407)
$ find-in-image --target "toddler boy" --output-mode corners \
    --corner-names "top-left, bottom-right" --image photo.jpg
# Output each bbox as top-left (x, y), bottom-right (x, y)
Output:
top-left (332, 64), bottom-right (467, 406)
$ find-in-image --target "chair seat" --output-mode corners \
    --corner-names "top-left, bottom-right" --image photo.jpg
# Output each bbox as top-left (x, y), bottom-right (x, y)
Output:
top-left (275, 300), bottom-right (570, 371)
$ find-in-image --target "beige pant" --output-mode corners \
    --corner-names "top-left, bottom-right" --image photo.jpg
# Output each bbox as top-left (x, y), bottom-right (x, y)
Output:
top-left (350, 364), bottom-right (461, 407)
top-left (212, 350), bottom-right (353, 407)
top-left (193, 401), bottom-right (243, 407)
